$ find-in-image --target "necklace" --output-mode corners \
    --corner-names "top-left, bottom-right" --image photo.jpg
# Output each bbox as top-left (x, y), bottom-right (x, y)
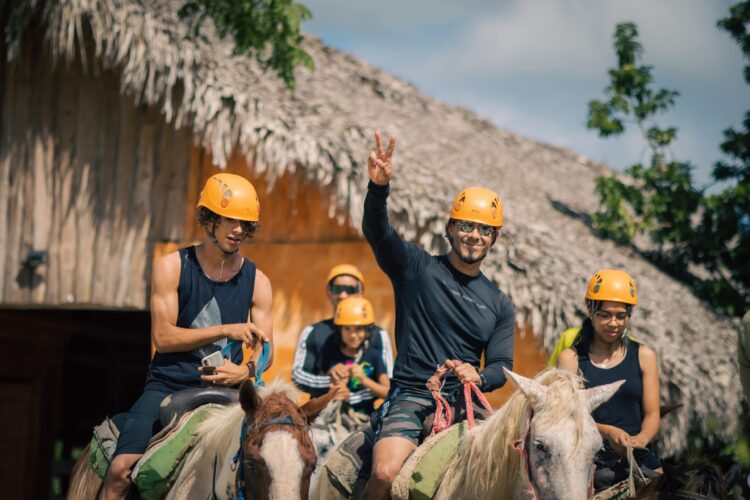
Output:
top-left (590, 343), bottom-right (624, 369)
top-left (203, 256), bottom-right (241, 282)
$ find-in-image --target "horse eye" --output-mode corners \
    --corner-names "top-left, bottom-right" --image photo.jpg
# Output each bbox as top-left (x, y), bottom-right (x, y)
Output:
top-left (535, 440), bottom-right (549, 454)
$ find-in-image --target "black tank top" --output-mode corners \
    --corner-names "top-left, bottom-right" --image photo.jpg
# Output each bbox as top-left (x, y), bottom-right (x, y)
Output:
top-left (147, 246), bottom-right (256, 388)
top-left (579, 340), bottom-right (643, 436)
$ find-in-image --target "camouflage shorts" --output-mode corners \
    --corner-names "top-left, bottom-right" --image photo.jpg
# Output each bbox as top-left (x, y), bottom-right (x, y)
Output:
top-left (370, 386), bottom-right (443, 445)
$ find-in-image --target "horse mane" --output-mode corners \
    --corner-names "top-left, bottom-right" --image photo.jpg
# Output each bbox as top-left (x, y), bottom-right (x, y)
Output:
top-left (437, 369), bottom-right (588, 499)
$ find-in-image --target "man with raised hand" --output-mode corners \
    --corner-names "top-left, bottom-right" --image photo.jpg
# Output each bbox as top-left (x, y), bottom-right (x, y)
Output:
top-left (361, 132), bottom-right (515, 499)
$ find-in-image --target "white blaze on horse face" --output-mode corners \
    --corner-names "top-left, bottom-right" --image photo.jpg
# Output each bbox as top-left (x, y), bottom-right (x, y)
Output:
top-left (261, 431), bottom-right (305, 500)
top-left (528, 414), bottom-right (602, 500)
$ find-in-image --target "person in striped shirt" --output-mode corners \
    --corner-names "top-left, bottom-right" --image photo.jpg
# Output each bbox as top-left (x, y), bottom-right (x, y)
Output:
top-left (292, 264), bottom-right (393, 408)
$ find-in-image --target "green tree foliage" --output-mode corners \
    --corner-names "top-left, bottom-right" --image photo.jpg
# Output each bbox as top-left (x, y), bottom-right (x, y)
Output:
top-left (1, 0), bottom-right (313, 90)
top-left (588, 11), bottom-right (750, 316)
top-left (695, 1), bottom-right (750, 315)
top-left (587, 22), bottom-right (701, 271)
top-left (179, 0), bottom-right (313, 90)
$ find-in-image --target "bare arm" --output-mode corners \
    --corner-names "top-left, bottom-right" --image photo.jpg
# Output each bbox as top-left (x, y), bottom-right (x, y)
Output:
top-left (556, 348), bottom-right (579, 373)
top-left (351, 363), bottom-right (390, 399)
top-left (557, 347), bottom-right (628, 454)
top-left (631, 345), bottom-right (660, 447)
top-left (151, 253), bottom-right (225, 352)
top-left (151, 252), bottom-right (267, 353)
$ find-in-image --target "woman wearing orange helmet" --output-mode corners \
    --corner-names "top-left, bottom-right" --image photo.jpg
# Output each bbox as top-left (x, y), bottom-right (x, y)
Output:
top-left (558, 269), bottom-right (661, 490)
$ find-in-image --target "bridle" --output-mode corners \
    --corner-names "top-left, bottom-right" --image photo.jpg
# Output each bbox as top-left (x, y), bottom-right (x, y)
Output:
top-left (234, 413), bottom-right (313, 500)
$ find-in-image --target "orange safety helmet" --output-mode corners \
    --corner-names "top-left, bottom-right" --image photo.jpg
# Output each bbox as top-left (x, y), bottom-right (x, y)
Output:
top-left (326, 264), bottom-right (365, 287)
top-left (450, 187), bottom-right (503, 228)
top-left (334, 297), bottom-right (375, 326)
top-left (197, 173), bottom-right (260, 222)
top-left (585, 269), bottom-right (638, 305)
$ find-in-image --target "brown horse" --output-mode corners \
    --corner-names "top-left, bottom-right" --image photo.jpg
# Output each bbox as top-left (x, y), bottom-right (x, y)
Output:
top-left (68, 380), bottom-right (334, 499)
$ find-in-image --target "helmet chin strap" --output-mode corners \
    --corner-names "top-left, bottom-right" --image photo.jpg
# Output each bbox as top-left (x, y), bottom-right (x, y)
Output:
top-left (207, 224), bottom-right (240, 257)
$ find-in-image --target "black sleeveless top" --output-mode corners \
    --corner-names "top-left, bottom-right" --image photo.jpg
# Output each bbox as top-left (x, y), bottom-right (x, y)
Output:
top-left (147, 246), bottom-right (256, 388)
top-left (579, 341), bottom-right (643, 436)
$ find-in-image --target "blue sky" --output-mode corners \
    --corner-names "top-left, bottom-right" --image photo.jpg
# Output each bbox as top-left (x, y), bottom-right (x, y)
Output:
top-left (301, 0), bottom-right (749, 187)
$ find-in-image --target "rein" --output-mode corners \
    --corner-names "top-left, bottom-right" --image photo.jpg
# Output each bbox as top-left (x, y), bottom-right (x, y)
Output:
top-left (511, 407), bottom-right (539, 500)
top-left (426, 360), bottom-right (494, 435)
top-left (508, 405), bottom-right (596, 500)
top-left (229, 342), bottom-right (288, 500)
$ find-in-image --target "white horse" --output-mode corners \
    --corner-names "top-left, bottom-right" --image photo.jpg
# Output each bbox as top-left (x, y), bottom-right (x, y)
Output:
top-left (317, 368), bottom-right (622, 500)
top-left (429, 368), bottom-right (623, 499)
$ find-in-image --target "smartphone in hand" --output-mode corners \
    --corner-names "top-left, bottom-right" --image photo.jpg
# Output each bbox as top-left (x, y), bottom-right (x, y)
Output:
top-left (201, 351), bottom-right (224, 375)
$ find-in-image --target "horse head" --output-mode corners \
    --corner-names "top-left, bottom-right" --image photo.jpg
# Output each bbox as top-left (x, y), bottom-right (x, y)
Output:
top-left (238, 380), bottom-right (336, 500)
top-left (504, 368), bottom-right (624, 500)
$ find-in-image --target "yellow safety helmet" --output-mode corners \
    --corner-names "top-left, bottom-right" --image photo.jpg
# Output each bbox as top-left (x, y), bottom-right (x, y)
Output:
top-left (585, 269), bottom-right (638, 305)
top-left (334, 297), bottom-right (375, 326)
top-left (450, 187), bottom-right (503, 228)
top-left (326, 264), bottom-right (365, 287)
top-left (197, 173), bottom-right (260, 222)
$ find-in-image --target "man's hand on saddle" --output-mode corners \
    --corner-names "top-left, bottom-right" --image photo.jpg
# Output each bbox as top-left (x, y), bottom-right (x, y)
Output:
top-left (444, 359), bottom-right (481, 385)
top-left (199, 359), bottom-right (250, 386)
top-left (222, 322), bottom-right (269, 350)
top-left (368, 131), bottom-right (397, 186)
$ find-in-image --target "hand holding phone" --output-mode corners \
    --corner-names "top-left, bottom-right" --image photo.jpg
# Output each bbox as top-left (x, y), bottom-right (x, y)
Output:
top-left (201, 351), bottom-right (225, 374)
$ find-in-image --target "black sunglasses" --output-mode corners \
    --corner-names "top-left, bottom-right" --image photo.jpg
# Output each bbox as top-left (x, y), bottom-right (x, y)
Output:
top-left (330, 284), bottom-right (361, 295)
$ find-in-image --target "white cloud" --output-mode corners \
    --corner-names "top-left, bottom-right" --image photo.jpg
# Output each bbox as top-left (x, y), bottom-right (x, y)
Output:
top-left (301, 0), bottom-right (748, 184)
top-left (428, 0), bottom-right (740, 81)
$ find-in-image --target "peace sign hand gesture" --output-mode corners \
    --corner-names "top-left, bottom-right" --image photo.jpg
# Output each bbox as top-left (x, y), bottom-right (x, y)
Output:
top-left (368, 131), bottom-right (397, 186)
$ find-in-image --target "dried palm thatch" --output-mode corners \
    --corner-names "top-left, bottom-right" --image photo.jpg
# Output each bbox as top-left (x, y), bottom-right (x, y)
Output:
top-left (9, 0), bottom-right (740, 453)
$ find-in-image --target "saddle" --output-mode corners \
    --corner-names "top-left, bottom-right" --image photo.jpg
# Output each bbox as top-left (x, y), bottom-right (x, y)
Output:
top-left (88, 387), bottom-right (239, 498)
top-left (158, 386), bottom-right (238, 427)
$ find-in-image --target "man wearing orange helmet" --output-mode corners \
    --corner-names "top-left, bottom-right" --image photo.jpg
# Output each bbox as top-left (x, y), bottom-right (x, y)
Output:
top-left (558, 269), bottom-right (661, 490)
top-left (100, 173), bottom-right (273, 499)
top-left (361, 132), bottom-right (515, 498)
top-left (292, 264), bottom-right (393, 406)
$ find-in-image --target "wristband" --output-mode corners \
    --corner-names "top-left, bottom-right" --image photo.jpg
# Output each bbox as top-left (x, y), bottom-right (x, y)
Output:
top-left (478, 373), bottom-right (487, 391)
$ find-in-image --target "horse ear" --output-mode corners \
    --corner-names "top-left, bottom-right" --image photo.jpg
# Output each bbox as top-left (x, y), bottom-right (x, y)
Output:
top-left (582, 380), bottom-right (625, 411)
top-left (724, 462), bottom-right (743, 490)
top-left (300, 390), bottom-right (337, 425)
top-left (239, 380), bottom-right (262, 415)
top-left (503, 367), bottom-right (547, 407)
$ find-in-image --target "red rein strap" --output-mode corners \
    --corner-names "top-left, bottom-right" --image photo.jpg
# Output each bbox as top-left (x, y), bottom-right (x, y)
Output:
top-left (427, 360), bottom-right (494, 436)
top-left (511, 407), bottom-right (538, 500)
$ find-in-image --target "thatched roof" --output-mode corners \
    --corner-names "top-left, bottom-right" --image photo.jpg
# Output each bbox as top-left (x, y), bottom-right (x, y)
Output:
top-left (15, 0), bottom-right (740, 453)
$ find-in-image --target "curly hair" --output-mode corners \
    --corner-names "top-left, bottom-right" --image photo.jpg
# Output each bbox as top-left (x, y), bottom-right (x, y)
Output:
top-left (198, 207), bottom-right (259, 240)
